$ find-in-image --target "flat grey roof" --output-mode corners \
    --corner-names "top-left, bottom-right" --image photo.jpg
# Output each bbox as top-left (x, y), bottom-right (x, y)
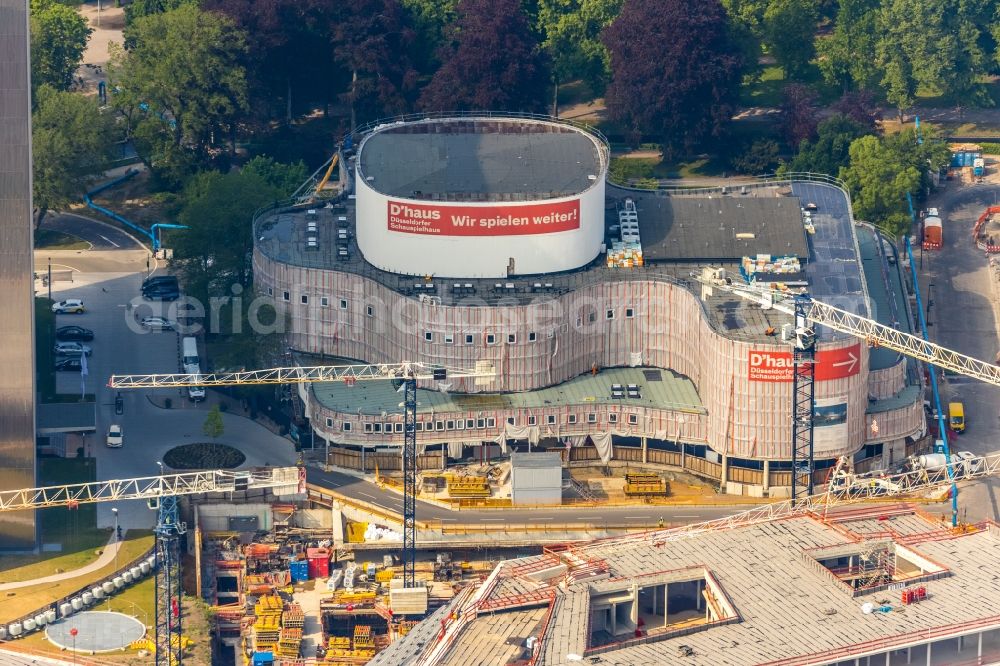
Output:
top-left (630, 194), bottom-right (809, 262)
top-left (510, 452), bottom-right (563, 469)
top-left (37, 401), bottom-right (95, 433)
top-left (357, 119), bottom-right (604, 201)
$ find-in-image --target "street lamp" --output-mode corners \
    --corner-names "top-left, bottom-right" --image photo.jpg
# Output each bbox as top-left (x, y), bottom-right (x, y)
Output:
top-left (70, 627), bottom-right (78, 663)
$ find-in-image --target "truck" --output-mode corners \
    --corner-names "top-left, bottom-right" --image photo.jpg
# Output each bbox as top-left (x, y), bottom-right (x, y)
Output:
top-left (922, 216), bottom-right (943, 249)
top-left (909, 453), bottom-right (948, 471)
top-left (974, 158), bottom-right (985, 178)
top-left (181, 336), bottom-right (205, 402)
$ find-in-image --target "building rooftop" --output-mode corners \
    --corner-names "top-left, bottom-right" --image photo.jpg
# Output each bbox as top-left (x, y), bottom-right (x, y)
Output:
top-left (310, 365), bottom-right (705, 417)
top-left (510, 452), bottom-right (563, 470)
top-left (390, 507), bottom-right (1000, 666)
top-left (356, 118), bottom-right (605, 201)
top-left (632, 194), bottom-right (809, 262)
top-left (254, 181), bottom-right (867, 343)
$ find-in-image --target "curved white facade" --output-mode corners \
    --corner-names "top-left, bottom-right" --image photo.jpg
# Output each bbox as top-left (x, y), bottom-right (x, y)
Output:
top-left (355, 176), bottom-right (606, 278)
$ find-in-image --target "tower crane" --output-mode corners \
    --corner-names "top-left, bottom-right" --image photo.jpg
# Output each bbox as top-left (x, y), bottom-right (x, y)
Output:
top-left (0, 467), bottom-right (302, 665)
top-left (110, 361), bottom-right (496, 589)
top-left (694, 268), bottom-right (1000, 522)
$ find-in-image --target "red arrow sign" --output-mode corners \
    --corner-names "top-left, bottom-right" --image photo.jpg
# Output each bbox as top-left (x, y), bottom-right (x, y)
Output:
top-left (748, 343), bottom-right (861, 382)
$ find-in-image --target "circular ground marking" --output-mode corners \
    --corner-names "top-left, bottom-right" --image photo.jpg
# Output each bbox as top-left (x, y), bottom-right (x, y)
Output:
top-left (163, 442), bottom-right (245, 470)
top-left (46, 611), bottom-right (146, 653)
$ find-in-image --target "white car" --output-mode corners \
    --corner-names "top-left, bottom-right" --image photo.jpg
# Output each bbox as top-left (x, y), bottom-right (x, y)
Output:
top-left (53, 341), bottom-right (92, 357)
top-left (52, 299), bottom-right (85, 314)
top-left (141, 316), bottom-right (175, 331)
top-left (956, 450), bottom-right (982, 474)
top-left (106, 425), bottom-right (123, 448)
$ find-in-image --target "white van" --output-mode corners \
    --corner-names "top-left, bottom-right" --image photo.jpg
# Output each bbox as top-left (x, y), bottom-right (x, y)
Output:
top-left (181, 337), bottom-right (200, 368)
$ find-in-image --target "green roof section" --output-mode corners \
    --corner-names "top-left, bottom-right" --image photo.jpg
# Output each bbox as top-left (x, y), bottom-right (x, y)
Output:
top-left (866, 384), bottom-right (922, 414)
top-left (310, 366), bottom-right (705, 417)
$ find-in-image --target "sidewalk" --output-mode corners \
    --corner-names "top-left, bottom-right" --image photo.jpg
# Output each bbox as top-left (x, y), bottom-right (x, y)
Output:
top-left (0, 533), bottom-right (124, 592)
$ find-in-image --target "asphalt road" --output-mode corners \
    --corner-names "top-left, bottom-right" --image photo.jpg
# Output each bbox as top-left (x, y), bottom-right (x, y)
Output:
top-left (40, 212), bottom-right (144, 250)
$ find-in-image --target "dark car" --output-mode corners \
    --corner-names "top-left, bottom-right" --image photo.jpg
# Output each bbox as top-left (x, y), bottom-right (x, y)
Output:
top-left (54, 358), bottom-right (83, 372)
top-left (142, 275), bottom-right (178, 291)
top-left (55, 325), bottom-right (94, 341)
top-left (143, 288), bottom-right (180, 301)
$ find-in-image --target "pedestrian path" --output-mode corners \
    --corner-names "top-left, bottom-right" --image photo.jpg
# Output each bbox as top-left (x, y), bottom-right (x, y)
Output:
top-left (0, 533), bottom-right (124, 591)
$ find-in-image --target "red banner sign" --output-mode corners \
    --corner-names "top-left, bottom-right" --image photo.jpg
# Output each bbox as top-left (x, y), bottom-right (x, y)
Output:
top-left (748, 343), bottom-right (861, 382)
top-left (387, 199), bottom-right (580, 236)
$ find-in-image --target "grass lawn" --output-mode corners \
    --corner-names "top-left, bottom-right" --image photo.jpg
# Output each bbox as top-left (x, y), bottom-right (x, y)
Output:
top-left (34, 229), bottom-right (90, 251)
top-left (741, 65), bottom-right (787, 108)
top-left (0, 531), bottom-right (155, 623)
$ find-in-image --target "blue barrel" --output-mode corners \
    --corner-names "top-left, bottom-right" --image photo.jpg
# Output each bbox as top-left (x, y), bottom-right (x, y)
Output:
top-left (290, 560), bottom-right (309, 583)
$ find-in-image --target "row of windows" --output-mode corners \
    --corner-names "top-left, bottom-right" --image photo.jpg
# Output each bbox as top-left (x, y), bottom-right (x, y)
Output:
top-left (266, 287), bottom-right (636, 334)
top-left (323, 412), bottom-right (641, 431)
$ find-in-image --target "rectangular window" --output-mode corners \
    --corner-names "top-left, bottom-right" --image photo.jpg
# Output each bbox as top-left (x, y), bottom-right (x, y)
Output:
top-left (366, 305), bottom-right (374, 317)
top-left (609, 413), bottom-right (618, 424)
top-left (383, 423), bottom-right (392, 433)
top-left (486, 333), bottom-right (496, 345)
top-left (568, 414), bottom-right (577, 424)
top-left (301, 294), bottom-right (309, 305)
top-left (394, 423), bottom-right (403, 433)
top-left (424, 331), bottom-right (434, 342)
top-left (456, 419), bottom-right (465, 430)
top-left (506, 417), bottom-right (516, 426)
top-left (587, 413), bottom-right (597, 423)
top-left (267, 287), bottom-right (273, 296)
top-left (528, 332), bottom-right (536, 342)
top-left (325, 417), bottom-right (333, 428)
top-left (444, 334), bottom-right (454, 344)
top-left (340, 299), bottom-right (348, 310)
top-left (343, 422), bottom-right (352, 432)
top-left (415, 422), bottom-right (424, 432)
top-left (320, 296), bottom-right (329, 307)
top-left (477, 418), bottom-right (486, 429)
top-left (373, 423), bottom-right (382, 433)
top-left (282, 291), bottom-right (290, 301)
top-left (446, 420), bottom-right (455, 430)
top-left (486, 417), bottom-right (496, 428)
top-left (628, 414), bottom-right (639, 425)
top-left (364, 423), bottom-right (373, 433)
top-left (527, 415), bottom-right (537, 426)
top-left (436, 420), bottom-right (444, 431)
top-left (588, 312), bottom-right (597, 323)
top-left (466, 418), bottom-right (475, 429)
top-left (547, 414), bottom-right (556, 425)
top-left (606, 308), bottom-right (614, 320)
top-left (465, 334), bottom-right (475, 345)
top-left (625, 307), bottom-right (634, 318)
top-left (507, 333), bottom-right (516, 344)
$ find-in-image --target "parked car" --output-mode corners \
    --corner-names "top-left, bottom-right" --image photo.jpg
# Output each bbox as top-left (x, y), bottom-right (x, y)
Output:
top-left (53, 341), bottom-right (92, 357)
top-left (55, 325), bottom-right (94, 341)
top-left (804, 202), bottom-right (818, 211)
top-left (54, 358), bottom-right (83, 372)
top-left (106, 425), bottom-right (123, 448)
top-left (142, 275), bottom-right (178, 290)
top-left (141, 316), bottom-right (175, 331)
top-left (52, 299), bottom-right (85, 314)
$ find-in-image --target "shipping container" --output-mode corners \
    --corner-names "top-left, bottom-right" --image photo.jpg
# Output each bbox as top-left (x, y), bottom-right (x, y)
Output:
top-left (306, 548), bottom-right (330, 579)
top-left (923, 216), bottom-right (943, 249)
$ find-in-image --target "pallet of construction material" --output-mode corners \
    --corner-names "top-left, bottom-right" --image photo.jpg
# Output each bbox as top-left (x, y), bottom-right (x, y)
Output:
top-left (389, 583), bottom-right (429, 615)
top-left (281, 604), bottom-right (304, 628)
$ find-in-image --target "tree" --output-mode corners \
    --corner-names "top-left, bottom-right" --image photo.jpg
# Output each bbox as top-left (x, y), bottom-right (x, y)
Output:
top-left (815, 0), bottom-right (879, 92)
top-left (831, 89), bottom-right (882, 131)
top-left (242, 156), bottom-right (309, 198)
top-left (763, 0), bottom-right (818, 80)
top-left (108, 5), bottom-right (249, 161)
top-left (330, 0), bottom-right (418, 128)
top-left (400, 0), bottom-right (458, 71)
top-left (785, 113), bottom-right (870, 175)
top-left (420, 0), bottom-right (551, 112)
top-left (32, 86), bottom-right (117, 225)
top-left (839, 128), bottom-right (950, 236)
top-left (29, 0), bottom-right (92, 93)
top-left (730, 138), bottom-right (780, 174)
top-left (171, 170), bottom-right (282, 301)
top-left (602, 0), bottom-right (744, 152)
top-left (537, 0), bottom-right (622, 111)
top-left (202, 405), bottom-right (225, 440)
top-left (779, 83), bottom-right (818, 149)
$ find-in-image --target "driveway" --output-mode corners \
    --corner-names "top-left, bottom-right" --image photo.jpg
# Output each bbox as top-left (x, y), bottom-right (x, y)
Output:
top-left (40, 213), bottom-right (144, 251)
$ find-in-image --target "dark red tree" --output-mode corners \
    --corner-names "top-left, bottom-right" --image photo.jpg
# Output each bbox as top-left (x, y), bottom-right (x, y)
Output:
top-left (832, 89), bottom-right (882, 132)
top-left (419, 0), bottom-right (551, 113)
top-left (780, 83), bottom-right (819, 150)
top-left (601, 0), bottom-right (744, 153)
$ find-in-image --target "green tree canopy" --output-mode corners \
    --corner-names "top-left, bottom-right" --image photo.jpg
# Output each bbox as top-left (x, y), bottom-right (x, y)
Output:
top-left (785, 113), bottom-right (871, 176)
top-left (108, 5), bottom-right (249, 158)
top-left (32, 86), bottom-right (117, 225)
top-left (839, 128), bottom-right (950, 236)
top-left (537, 0), bottom-right (622, 106)
top-left (763, 0), bottom-right (818, 80)
top-left (29, 0), bottom-right (92, 93)
top-left (242, 156), bottom-right (309, 198)
top-left (202, 405), bottom-right (225, 440)
top-left (816, 0), bottom-right (879, 92)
